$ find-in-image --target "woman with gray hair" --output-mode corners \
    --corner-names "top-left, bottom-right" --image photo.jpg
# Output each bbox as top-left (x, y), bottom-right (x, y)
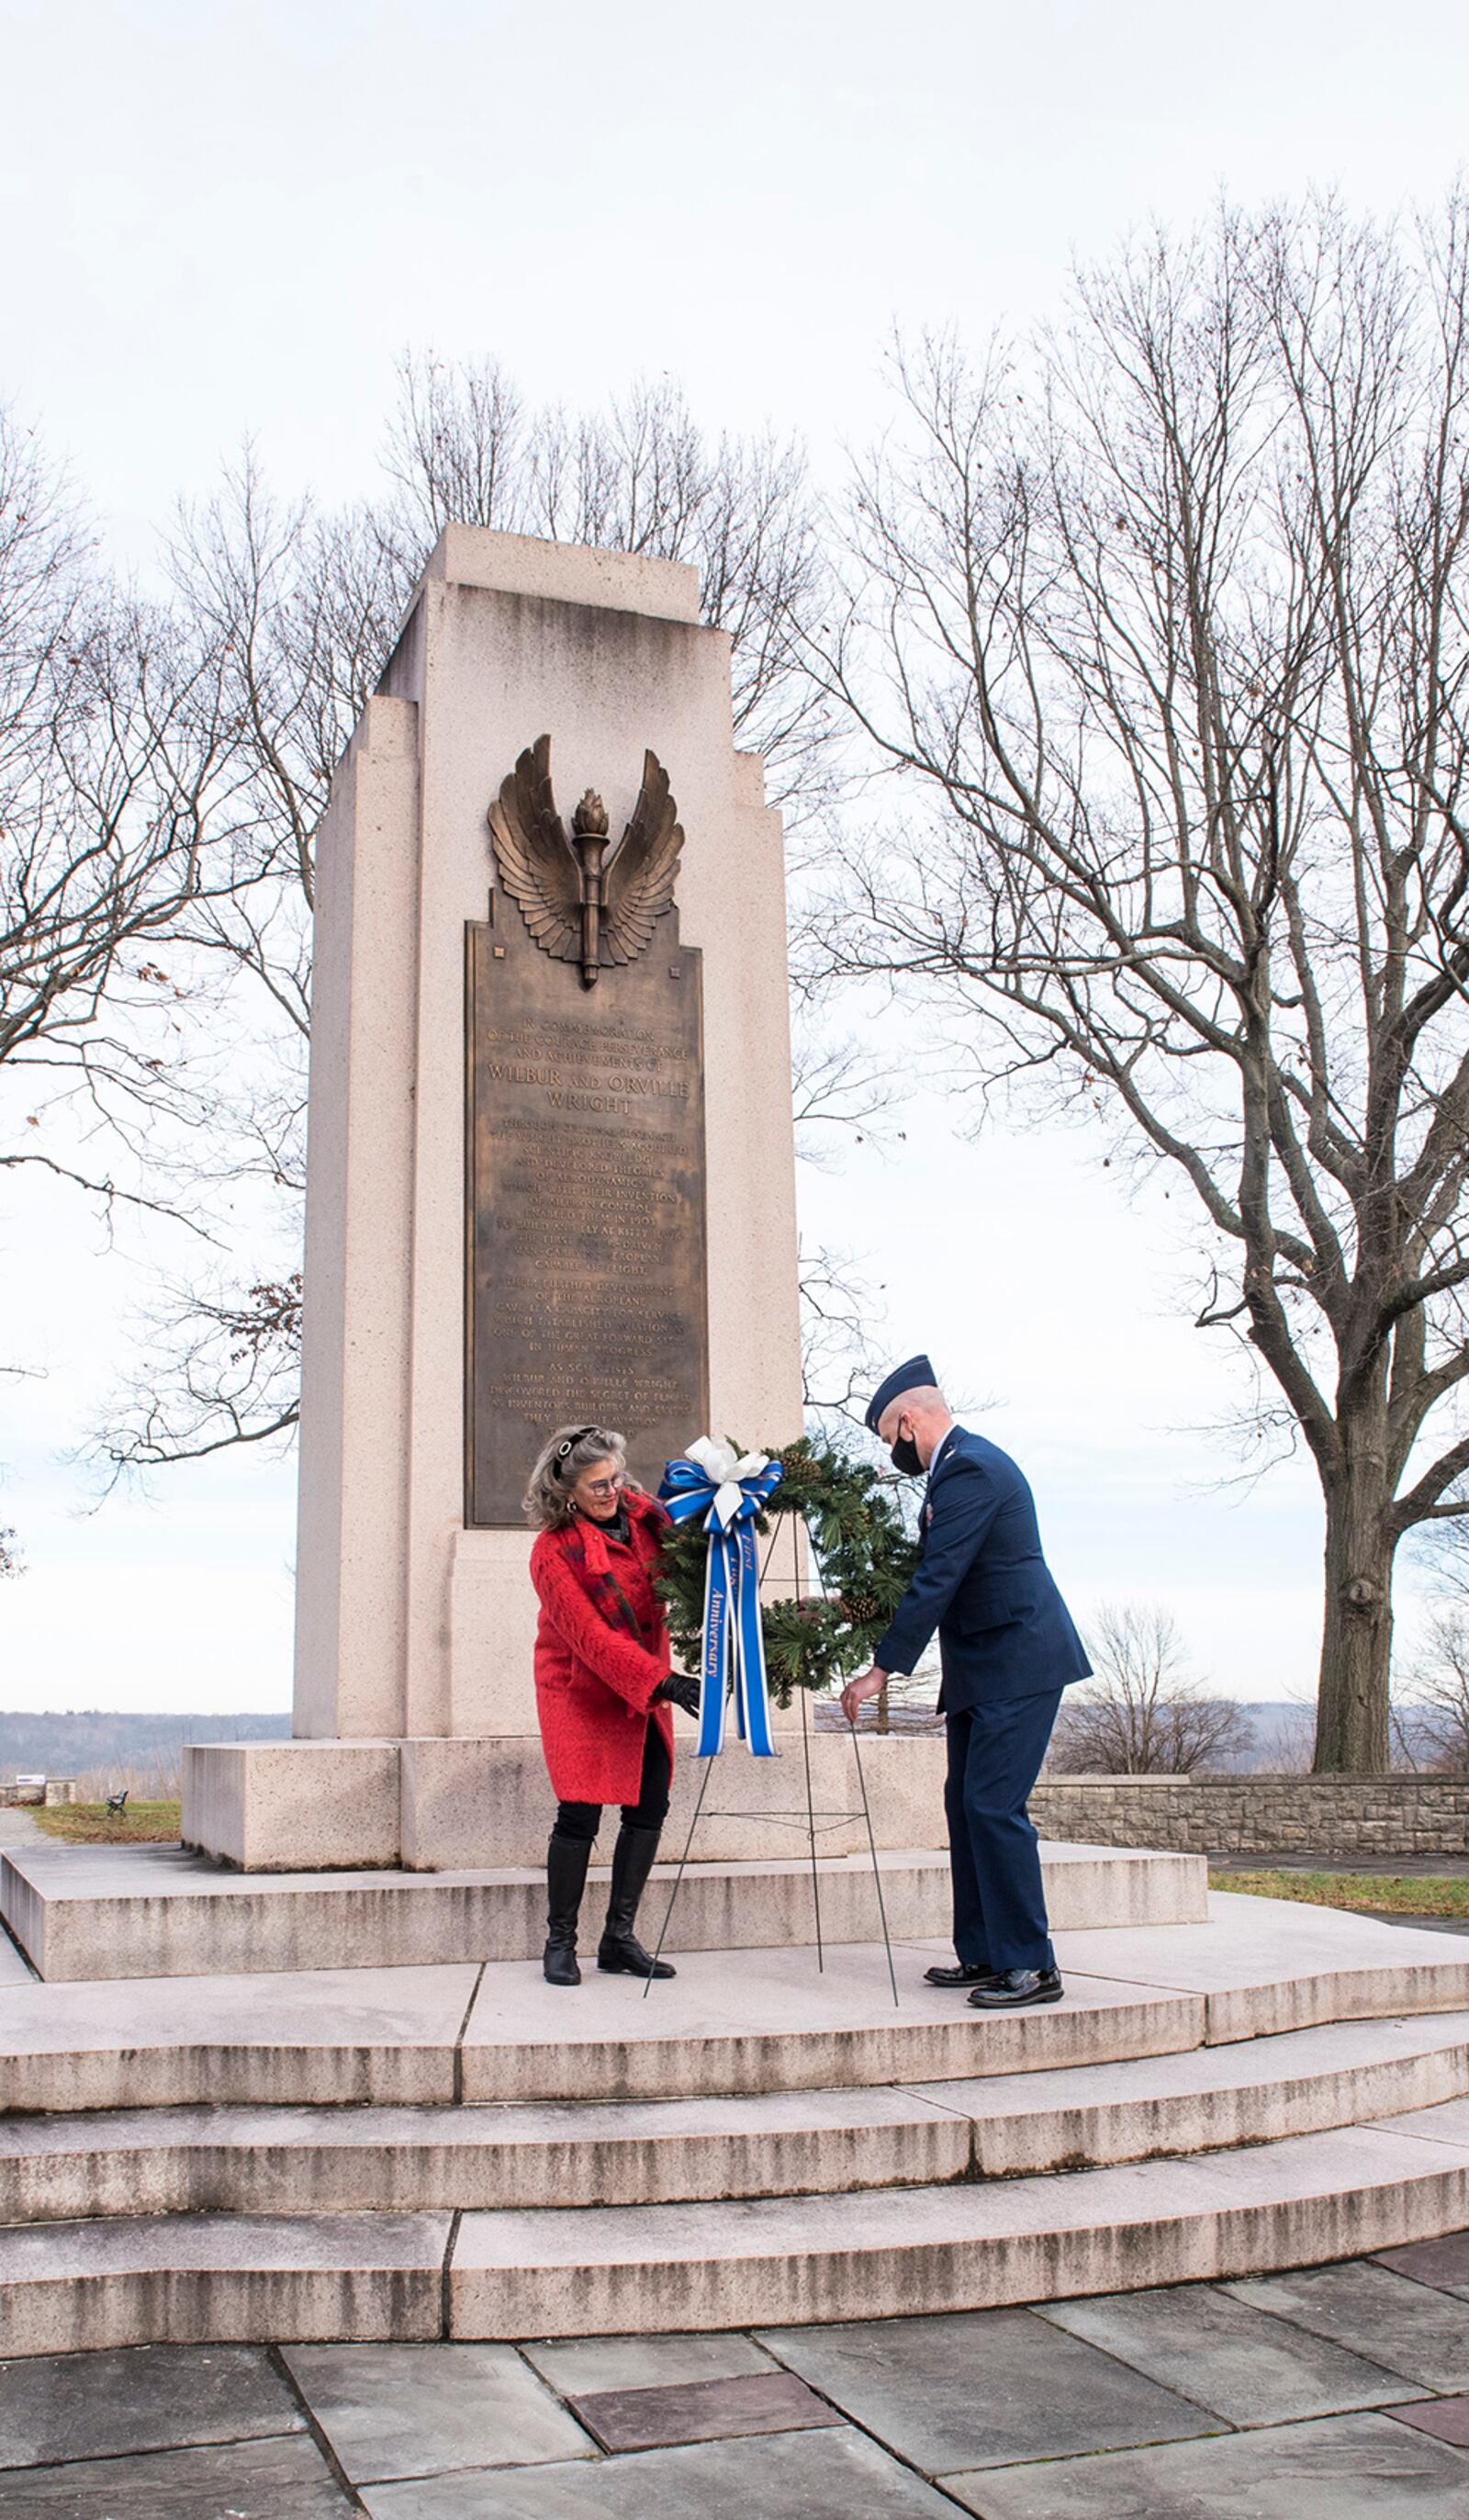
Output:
top-left (525, 1423), bottom-right (700, 1986)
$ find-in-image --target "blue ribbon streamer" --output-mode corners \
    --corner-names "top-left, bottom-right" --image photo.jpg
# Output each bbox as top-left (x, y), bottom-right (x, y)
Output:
top-left (659, 1454), bottom-right (784, 1756)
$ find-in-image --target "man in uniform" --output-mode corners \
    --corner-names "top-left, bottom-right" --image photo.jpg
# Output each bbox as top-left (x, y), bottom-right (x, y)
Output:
top-left (841, 1356), bottom-right (1091, 2008)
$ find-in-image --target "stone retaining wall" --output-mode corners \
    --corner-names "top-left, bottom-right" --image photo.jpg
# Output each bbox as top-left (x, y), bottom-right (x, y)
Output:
top-left (1031, 1773), bottom-right (1469, 1858)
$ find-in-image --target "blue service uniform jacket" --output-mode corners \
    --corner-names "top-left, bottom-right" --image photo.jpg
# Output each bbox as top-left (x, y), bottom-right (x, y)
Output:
top-left (873, 1428), bottom-right (1092, 1708)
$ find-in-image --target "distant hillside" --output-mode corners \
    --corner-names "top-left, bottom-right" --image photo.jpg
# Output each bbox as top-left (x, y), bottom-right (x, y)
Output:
top-left (0, 1710), bottom-right (291, 1781)
top-left (0, 1696), bottom-right (1441, 1784)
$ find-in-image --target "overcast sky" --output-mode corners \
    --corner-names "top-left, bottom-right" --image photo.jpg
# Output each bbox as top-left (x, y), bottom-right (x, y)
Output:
top-left (4, 0), bottom-right (1468, 1714)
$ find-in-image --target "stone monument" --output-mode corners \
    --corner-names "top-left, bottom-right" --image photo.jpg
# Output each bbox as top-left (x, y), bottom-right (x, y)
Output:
top-left (182, 525), bottom-right (806, 1868)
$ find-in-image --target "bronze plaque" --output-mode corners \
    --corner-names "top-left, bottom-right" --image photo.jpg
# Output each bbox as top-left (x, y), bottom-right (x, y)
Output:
top-left (465, 906), bottom-right (709, 1524)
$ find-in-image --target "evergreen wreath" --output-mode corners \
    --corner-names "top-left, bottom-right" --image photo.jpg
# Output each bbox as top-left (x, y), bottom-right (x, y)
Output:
top-left (654, 1437), bottom-right (920, 1704)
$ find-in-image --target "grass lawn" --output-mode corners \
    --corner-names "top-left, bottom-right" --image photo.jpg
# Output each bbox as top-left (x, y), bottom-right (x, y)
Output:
top-left (1212, 1867), bottom-right (1469, 1918)
top-left (31, 1800), bottom-right (182, 1845)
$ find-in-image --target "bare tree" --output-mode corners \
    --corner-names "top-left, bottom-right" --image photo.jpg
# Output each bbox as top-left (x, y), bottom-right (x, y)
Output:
top-left (791, 1018), bottom-right (900, 1170)
top-left (385, 357), bottom-right (830, 812)
top-left (87, 365), bottom-right (833, 1472)
top-left (789, 1012), bottom-right (903, 1426)
top-left (798, 1238), bottom-right (890, 1424)
top-left (1401, 1610), bottom-right (1469, 1770)
top-left (92, 1272), bottom-right (304, 1475)
top-left (810, 197), bottom-right (1469, 1772)
top-left (81, 467), bottom-right (404, 1472)
top-left (1048, 1601), bottom-right (1256, 1772)
top-left (0, 406), bottom-right (256, 1231)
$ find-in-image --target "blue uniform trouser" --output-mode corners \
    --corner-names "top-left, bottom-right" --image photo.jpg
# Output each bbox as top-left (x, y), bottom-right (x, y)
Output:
top-left (944, 1688), bottom-right (1063, 1973)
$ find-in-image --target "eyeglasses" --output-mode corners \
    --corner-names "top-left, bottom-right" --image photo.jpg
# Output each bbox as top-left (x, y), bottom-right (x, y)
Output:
top-left (578, 1472), bottom-right (625, 1499)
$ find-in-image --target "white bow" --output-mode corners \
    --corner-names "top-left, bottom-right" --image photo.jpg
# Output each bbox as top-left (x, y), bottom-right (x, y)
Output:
top-left (685, 1433), bottom-right (770, 1531)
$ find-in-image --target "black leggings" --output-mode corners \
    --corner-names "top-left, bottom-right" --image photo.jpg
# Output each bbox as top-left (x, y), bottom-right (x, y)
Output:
top-left (555, 1722), bottom-right (670, 1844)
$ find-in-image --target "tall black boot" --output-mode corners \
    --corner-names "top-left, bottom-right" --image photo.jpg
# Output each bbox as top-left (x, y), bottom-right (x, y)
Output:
top-left (598, 1823), bottom-right (675, 1978)
top-left (544, 1830), bottom-right (592, 1986)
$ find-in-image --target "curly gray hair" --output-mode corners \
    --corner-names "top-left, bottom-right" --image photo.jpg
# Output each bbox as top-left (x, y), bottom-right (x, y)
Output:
top-left (522, 1423), bottom-right (629, 1531)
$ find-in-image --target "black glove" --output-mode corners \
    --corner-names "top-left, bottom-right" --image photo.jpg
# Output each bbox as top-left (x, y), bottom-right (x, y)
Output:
top-left (654, 1671), bottom-right (702, 1718)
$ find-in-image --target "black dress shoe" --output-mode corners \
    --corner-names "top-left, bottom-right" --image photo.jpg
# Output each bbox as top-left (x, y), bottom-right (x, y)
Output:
top-left (968, 1966), bottom-right (1063, 2009)
top-left (924, 1962), bottom-right (998, 1988)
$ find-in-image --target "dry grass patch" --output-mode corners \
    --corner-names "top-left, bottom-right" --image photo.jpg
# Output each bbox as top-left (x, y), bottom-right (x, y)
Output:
top-left (1213, 1867), bottom-right (1469, 1918)
top-left (32, 1800), bottom-right (182, 1845)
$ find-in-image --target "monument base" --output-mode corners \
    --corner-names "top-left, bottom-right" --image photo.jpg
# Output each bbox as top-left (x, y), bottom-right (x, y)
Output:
top-left (181, 1731), bottom-right (953, 1872)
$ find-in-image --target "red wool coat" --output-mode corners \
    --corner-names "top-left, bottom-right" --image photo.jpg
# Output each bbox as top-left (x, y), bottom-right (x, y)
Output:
top-left (531, 1488), bottom-right (676, 1806)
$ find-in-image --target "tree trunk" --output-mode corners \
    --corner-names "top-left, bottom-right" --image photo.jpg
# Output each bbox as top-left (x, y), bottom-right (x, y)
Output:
top-left (1313, 1446), bottom-right (1395, 1773)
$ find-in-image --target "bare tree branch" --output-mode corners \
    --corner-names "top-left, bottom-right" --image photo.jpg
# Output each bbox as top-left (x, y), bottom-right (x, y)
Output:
top-left (807, 197), bottom-right (1469, 1771)
top-left (1048, 1601), bottom-right (1255, 1772)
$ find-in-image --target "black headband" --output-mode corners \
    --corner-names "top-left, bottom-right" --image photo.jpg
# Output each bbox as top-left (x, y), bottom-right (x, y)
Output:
top-left (553, 1425), bottom-right (600, 1479)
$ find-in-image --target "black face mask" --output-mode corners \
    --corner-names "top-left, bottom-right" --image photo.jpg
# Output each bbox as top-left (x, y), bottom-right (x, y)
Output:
top-left (890, 1433), bottom-right (923, 1478)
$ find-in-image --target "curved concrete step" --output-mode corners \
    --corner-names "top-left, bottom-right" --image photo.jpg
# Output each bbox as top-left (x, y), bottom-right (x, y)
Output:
top-left (0, 2087), bottom-right (970, 2221)
top-left (2, 2116), bottom-right (1466, 2354)
top-left (0, 1943), bottom-right (1207, 2112)
top-left (0, 1963), bottom-right (482, 2110)
top-left (461, 1952), bottom-right (1206, 2103)
top-left (458, 1900), bottom-right (1469, 2100)
top-left (1059, 1894), bottom-right (1469, 2048)
top-left (2, 1905), bottom-right (1467, 2112)
top-left (0, 1840), bottom-right (1205, 1982)
top-left (0, 2211), bottom-right (452, 2357)
top-left (927, 2010), bottom-right (1469, 2176)
top-left (451, 2117), bottom-right (1469, 2337)
top-left (3, 2016), bottom-right (1465, 2222)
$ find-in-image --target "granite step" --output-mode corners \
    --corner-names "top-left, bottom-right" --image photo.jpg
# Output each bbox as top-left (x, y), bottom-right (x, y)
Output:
top-left (0, 1962), bottom-right (482, 2111)
top-left (1, 2014), bottom-right (1465, 2221)
top-left (1, 1903), bottom-right (1466, 2112)
top-left (0, 1839), bottom-right (1205, 1982)
top-left (0, 2087), bottom-right (971, 2221)
top-left (917, 2009), bottom-right (1469, 2176)
top-left (0, 1948), bottom-right (1204, 2111)
top-left (450, 2115), bottom-right (1469, 2336)
top-left (0, 2211), bottom-right (453, 2357)
top-left (459, 1948), bottom-right (1206, 2103)
top-left (457, 1897), bottom-right (1469, 2100)
top-left (1048, 1895), bottom-right (1469, 2049)
top-left (3, 2113), bottom-right (1467, 2354)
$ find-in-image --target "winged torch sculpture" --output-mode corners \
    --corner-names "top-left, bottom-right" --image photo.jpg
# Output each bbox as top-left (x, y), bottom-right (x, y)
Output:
top-left (487, 734), bottom-right (685, 989)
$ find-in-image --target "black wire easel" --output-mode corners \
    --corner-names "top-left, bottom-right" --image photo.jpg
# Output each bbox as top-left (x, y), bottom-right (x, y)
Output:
top-left (643, 1512), bottom-right (900, 2007)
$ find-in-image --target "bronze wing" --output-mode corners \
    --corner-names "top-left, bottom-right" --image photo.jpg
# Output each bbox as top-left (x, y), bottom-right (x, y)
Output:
top-left (601, 749), bottom-right (684, 963)
top-left (487, 734), bottom-right (581, 962)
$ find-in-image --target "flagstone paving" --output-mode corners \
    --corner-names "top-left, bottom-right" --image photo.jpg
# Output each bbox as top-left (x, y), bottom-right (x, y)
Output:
top-left (0, 2342), bottom-right (304, 2468)
top-left (751, 2304), bottom-right (1221, 2469)
top-left (941, 2413), bottom-right (1469, 2518)
top-left (1226, 2256), bottom-right (1469, 2388)
top-left (280, 2345), bottom-right (594, 2484)
top-left (0, 2429), bottom-right (355, 2515)
top-left (1395, 2395), bottom-right (1469, 2447)
top-left (0, 2233), bottom-right (1466, 2515)
top-left (566, 2368), bottom-right (842, 2452)
top-left (1039, 2278), bottom-right (1421, 2424)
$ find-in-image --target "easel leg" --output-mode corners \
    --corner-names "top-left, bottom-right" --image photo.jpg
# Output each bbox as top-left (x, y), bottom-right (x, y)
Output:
top-left (800, 1687), bottom-right (824, 1972)
top-left (848, 1717), bottom-right (900, 2008)
top-left (643, 1750), bottom-right (716, 1997)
